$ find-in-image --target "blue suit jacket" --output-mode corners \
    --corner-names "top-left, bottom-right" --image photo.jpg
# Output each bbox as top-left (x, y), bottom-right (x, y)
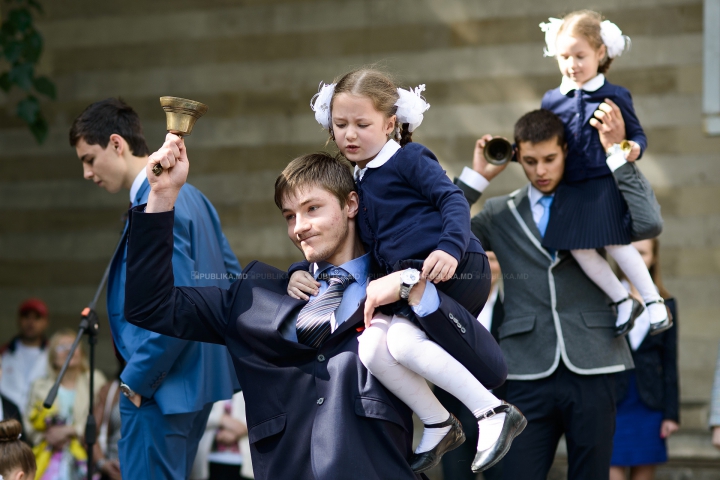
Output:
top-left (107, 179), bottom-right (241, 415)
top-left (123, 207), bottom-right (507, 480)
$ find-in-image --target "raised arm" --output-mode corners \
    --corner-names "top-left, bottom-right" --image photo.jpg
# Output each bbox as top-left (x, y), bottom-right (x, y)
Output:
top-left (123, 134), bottom-right (237, 344)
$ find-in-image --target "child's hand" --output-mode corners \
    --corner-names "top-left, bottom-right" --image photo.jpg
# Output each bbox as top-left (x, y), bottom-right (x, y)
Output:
top-left (288, 271), bottom-right (320, 300)
top-left (422, 250), bottom-right (458, 284)
top-left (625, 141), bottom-right (641, 162)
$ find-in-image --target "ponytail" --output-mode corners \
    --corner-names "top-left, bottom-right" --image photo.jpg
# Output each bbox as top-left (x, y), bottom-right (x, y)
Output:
top-left (398, 123), bottom-right (413, 147)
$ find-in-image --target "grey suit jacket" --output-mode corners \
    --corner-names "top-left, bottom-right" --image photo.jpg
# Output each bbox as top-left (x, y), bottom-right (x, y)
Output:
top-left (457, 163), bottom-right (661, 379)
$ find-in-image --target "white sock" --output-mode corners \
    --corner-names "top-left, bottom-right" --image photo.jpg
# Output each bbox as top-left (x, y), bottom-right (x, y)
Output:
top-left (474, 409), bottom-right (507, 451)
top-left (571, 249), bottom-right (633, 326)
top-left (606, 245), bottom-right (666, 324)
top-left (357, 315), bottom-right (450, 454)
top-left (385, 316), bottom-right (503, 453)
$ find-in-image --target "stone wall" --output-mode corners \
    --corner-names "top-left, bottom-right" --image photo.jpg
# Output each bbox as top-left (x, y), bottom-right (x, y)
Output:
top-left (1, 0), bottom-right (717, 444)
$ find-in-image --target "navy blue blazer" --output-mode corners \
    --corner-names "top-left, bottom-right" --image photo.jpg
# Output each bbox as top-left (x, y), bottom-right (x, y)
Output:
top-left (107, 180), bottom-right (241, 415)
top-left (356, 142), bottom-right (484, 272)
top-left (123, 207), bottom-right (507, 480)
top-left (615, 298), bottom-right (679, 422)
top-left (542, 79), bottom-right (647, 183)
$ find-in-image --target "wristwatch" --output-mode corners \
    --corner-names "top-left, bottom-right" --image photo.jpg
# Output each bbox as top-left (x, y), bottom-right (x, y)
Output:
top-left (399, 268), bottom-right (421, 300)
top-left (606, 140), bottom-right (632, 158)
top-left (119, 382), bottom-right (137, 399)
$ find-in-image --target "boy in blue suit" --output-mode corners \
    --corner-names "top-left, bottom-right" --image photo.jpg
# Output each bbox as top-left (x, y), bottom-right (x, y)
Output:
top-left (70, 98), bottom-right (241, 479)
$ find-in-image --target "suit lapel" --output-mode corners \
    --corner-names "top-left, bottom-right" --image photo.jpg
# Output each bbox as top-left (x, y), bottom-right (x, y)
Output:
top-left (514, 190), bottom-right (543, 243)
top-left (507, 186), bottom-right (553, 261)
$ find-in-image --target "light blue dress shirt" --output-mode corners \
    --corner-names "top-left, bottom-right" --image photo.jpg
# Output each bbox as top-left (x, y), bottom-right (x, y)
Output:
top-left (285, 253), bottom-right (441, 341)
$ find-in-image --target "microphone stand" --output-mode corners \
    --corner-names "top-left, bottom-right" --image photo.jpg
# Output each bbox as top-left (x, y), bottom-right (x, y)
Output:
top-left (43, 237), bottom-right (121, 480)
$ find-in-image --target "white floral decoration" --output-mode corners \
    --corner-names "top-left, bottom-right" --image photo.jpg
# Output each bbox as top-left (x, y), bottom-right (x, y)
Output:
top-left (600, 20), bottom-right (631, 58)
top-left (310, 81), bottom-right (336, 129)
top-left (395, 85), bottom-right (430, 133)
top-left (539, 17), bottom-right (563, 57)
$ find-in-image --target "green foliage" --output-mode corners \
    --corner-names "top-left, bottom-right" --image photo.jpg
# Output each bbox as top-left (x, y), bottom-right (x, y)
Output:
top-left (0, 0), bottom-right (55, 143)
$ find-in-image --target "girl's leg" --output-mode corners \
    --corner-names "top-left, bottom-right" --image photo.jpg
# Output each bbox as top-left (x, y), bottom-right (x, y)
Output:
top-left (385, 316), bottom-right (505, 451)
top-left (606, 245), bottom-right (666, 325)
top-left (357, 314), bottom-right (452, 453)
top-left (629, 465), bottom-right (656, 480)
top-left (571, 249), bottom-right (636, 327)
top-left (609, 466), bottom-right (627, 480)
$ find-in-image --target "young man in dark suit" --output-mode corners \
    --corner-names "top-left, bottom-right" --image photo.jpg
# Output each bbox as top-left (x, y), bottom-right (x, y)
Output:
top-left (454, 107), bottom-right (662, 480)
top-left (122, 135), bottom-right (508, 480)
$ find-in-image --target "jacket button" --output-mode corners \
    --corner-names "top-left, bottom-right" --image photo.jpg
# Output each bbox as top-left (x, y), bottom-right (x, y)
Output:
top-left (317, 354), bottom-right (325, 362)
top-left (317, 398), bottom-right (325, 405)
top-left (449, 313), bottom-right (455, 320)
top-left (460, 327), bottom-right (466, 334)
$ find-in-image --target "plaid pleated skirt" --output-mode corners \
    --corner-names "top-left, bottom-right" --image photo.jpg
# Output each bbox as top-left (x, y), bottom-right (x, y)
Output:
top-left (542, 174), bottom-right (632, 250)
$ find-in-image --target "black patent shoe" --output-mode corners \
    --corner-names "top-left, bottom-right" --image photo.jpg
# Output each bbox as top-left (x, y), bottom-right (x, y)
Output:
top-left (471, 402), bottom-right (527, 473)
top-left (409, 413), bottom-right (466, 473)
top-left (648, 298), bottom-right (674, 335)
top-left (612, 295), bottom-right (645, 338)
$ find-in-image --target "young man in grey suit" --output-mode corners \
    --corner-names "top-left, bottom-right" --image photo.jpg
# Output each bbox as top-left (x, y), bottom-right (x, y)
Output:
top-left (454, 108), bottom-right (662, 480)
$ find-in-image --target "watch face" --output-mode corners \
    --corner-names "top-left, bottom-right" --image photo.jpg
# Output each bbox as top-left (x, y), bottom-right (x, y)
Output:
top-left (401, 269), bottom-right (420, 284)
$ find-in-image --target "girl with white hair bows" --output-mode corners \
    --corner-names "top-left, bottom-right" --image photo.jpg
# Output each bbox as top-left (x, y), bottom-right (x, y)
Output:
top-left (289, 68), bottom-right (527, 475)
top-left (538, 10), bottom-right (671, 336)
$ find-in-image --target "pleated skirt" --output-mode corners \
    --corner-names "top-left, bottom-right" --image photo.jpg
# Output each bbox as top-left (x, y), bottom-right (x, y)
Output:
top-left (542, 174), bottom-right (632, 250)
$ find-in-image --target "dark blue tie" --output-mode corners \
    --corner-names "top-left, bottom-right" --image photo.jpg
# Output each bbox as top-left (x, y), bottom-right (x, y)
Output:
top-left (296, 273), bottom-right (354, 348)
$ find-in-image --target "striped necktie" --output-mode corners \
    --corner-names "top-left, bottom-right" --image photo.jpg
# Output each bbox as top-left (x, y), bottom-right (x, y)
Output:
top-left (296, 273), bottom-right (354, 348)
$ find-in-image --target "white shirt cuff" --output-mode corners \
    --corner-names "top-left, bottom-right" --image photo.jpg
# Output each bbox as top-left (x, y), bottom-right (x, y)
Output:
top-left (458, 167), bottom-right (490, 193)
top-left (606, 153), bottom-right (628, 172)
top-left (411, 282), bottom-right (440, 317)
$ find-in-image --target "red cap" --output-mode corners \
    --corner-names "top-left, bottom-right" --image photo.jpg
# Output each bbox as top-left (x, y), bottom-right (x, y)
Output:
top-left (18, 298), bottom-right (48, 318)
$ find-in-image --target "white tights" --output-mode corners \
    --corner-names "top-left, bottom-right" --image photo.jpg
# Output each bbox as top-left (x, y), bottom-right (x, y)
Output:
top-left (358, 314), bottom-right (504, 453)
top-left (572, 245), bottom-right (664, 324)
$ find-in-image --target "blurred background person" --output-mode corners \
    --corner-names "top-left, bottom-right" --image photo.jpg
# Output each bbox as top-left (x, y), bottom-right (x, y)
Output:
top-left (437, 251), bottom-right (505, 480)
top-left (92, 356), bottom-right (125, 480)
top-left (0, 355), bottom-right (28, 445)
top-left (710, 342), bottom-right (720, 450)
top-left (610, 238), bottom-right (679, 480)
top-left (0, 298), bottom-right (50, 416)
top-left (25, 329), bottom-right (106, 480)
top-left (0, 418), bottom-right (36, 480)
top-left (191, 392), bottom-right (253, 480)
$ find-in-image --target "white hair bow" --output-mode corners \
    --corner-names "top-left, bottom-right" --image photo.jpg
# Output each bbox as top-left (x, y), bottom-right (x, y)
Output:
top-left (600, 20), bottom-right (631, 58)
top-left (395, 85), bottom-right (430, 133)
top-left (310, 81), bottom-right (336, 130)
top-left (539, 17), bottom-right (563, 57)
top-left (540, 17), bottom-right (630, 59)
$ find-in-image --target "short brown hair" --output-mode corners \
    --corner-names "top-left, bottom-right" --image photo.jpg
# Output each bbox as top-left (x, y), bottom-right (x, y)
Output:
top-left (514, 109), bottom-right (566, 147)
top-left (274, 152), bottom-right (355, 210)
top-left (558, 10), bottom-right (616, 74)
top-left (0, 419), bottom-right (36, 477)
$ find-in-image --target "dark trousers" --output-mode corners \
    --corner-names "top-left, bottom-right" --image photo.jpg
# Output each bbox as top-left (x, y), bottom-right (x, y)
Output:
top-left (501, 363), bottom-right (616, 480)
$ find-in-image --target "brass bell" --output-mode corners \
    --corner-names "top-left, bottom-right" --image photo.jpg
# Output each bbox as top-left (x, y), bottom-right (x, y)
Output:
top-left (152, 96), bottom-right (209, 176)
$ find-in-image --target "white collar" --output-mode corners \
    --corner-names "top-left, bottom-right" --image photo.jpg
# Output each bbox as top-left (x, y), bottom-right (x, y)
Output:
top-left (559, 73), bottom-right (605, 95)
top-left (528, 183), bottom-right (554, 207)
top-left (129, 167), bottom-right (148, 203)
top-left (353, 139), bottom-right (401, 181)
